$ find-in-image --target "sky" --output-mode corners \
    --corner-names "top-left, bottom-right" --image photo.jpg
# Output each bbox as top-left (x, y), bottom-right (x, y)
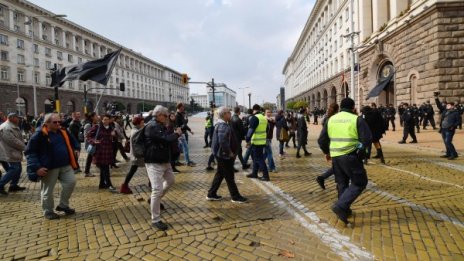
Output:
top-left (30, 0), bottom-right (315, 106)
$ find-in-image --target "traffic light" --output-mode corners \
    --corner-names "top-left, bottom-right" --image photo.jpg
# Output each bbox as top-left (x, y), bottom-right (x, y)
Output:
top-left (181, 74), bottom-right (189, 85)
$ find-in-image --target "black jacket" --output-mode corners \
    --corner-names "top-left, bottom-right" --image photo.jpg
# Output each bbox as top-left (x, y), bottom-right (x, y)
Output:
top-left (175, 111), bottom-right (191, 134)
top-left (231, 114), bottom-right (245, 141)
top-left (143, 120), bottom-right (179, 163)
top-left (436, 98), bottom-right (460, 130)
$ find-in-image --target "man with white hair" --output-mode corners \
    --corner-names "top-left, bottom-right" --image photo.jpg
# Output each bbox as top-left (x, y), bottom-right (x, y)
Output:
top-left (0, 113), bottom-right (26, 195)
top-left (144, 106), bottom-right (182, 230)
top-left (207, 107), bottom-right (248, 203)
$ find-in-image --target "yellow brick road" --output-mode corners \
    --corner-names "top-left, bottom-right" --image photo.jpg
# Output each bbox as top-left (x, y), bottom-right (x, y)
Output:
top-left (0, 117), bottom-right (463, 260)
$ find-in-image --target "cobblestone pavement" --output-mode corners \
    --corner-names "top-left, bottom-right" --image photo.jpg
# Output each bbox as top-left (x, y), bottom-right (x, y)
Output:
top-left (0, 117), bottom-right (463, 260)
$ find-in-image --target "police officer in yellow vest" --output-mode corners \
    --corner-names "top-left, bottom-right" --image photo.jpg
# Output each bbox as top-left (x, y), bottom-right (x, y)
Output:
top-left (204, 112), bottom-right (213, 148)
top-left (245, 104), bottom-right (270, 181)
top-left (318, 98), bottom-right (372, 225)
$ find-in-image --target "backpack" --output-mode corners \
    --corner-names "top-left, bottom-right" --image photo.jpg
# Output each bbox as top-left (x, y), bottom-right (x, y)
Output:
top-left (131, 125), bottom-right (147, 158)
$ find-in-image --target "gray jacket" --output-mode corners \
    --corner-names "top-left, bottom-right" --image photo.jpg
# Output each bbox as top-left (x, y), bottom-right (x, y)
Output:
top-left (0, 121), bottom-right (26, 162)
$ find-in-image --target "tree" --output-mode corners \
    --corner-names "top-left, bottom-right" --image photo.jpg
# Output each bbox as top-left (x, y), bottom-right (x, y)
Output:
top-left (294, 101), bottom-right (308, 110)
top-left (262, 102), bottom-right (276, 111)
top-left (286, 101), bottom-right (296, 110)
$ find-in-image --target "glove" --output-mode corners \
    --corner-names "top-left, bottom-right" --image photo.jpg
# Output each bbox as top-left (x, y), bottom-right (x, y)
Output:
top-left (356, 147), bottom-right (367, 161)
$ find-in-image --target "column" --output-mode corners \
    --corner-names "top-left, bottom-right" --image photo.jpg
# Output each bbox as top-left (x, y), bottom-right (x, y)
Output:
top-left (372, 0), bottom-right (388, 32)
top-left (391, 0), bottom-right (408, 18)
top-left (79, 38), bottom-right (84, 53)
top-left (71, 34), bottom-right (76, 51)
top-left (50, 26), bottom-right (55, 44)
top-left (90, 42), bottom-right (94, 57)
top-left (38, 21), bottom-right (43, 40)
top-left (95, 43), bottom-right (100, 57)
top-left (9, 9), bottom-right (14, 31)
top-left (62, 30), bottom-right (66, 48)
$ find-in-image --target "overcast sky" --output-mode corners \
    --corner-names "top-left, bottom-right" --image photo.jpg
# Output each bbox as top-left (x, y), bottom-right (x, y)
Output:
top-left (30, 0), bottom-right (315, 106)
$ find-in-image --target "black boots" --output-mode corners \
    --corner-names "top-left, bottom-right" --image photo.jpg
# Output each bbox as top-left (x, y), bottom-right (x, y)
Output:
top-left (372, 148), bottom-right (385, 164)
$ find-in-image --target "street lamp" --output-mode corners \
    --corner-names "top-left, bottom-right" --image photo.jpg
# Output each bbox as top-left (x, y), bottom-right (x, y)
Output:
top-left (248, 92), bottom-right (251, 109)
top-left (25, 14), bottom-right (67, 117)
top-left (238, 87), bottom-right (250, 108)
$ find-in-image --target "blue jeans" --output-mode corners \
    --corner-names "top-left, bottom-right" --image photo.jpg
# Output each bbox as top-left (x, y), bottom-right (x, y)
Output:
top-left (0, 162), bottom-right (22, 188)
top-left (251, 145), bottom-right (269, 179)
top-left (243, 146), bottom-right (252, 164)
top-left (441, 129), bottom-right (457, 157)
top-left (179, 137), bottom-right (191, 163)
top-left (264, 139), bottom-right (276, 171)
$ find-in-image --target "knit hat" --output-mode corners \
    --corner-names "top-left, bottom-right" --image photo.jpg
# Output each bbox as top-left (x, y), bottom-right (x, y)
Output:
top-left (340, 98), bottom-right (355, 110)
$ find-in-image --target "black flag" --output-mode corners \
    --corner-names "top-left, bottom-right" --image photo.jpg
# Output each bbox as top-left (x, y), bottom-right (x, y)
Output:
top-left (51, 48), bottom-right (121, 87)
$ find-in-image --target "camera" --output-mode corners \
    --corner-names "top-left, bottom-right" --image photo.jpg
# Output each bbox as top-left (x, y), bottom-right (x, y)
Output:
top-left (433, 91), bottom-right (440, 97)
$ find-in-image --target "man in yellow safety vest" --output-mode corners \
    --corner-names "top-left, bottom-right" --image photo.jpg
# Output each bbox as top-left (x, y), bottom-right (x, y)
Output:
top-left (318, 98), bottom-right (372, 225)
top-left (245, 104), bottom-right (270, 181)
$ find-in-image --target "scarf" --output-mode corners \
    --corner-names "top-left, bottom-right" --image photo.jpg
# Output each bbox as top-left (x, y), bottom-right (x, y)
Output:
top-left (41, 125), bottom-right (79, 170)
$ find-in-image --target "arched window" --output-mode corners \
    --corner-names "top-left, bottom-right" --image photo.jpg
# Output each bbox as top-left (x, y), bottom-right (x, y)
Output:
top-left (410, 75), bottom-right (418, 105)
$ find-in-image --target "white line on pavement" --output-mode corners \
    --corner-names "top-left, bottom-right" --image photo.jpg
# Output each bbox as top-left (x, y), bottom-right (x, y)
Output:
top-left (426, 160), bottom-right (464, 173)
top-left (367, 182), bottom-right (464, 229)
top-left (372, 163), bottom-right (464, 189)
top-left (250, 178), bottom-right (374, 261)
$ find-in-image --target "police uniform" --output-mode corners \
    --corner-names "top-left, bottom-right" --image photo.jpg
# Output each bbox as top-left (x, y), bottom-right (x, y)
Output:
top-left (318, 99), bottom-right (372, 224)
top-left (246, 112), bottom-right (269, 181)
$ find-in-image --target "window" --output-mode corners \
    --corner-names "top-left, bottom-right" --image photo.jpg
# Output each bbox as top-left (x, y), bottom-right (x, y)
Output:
top-left (46, 61), bottom-right (52, 69)
top-left (14, 25), bottom-right (20, 32)
top-left (46, 74), bottom-right (51, 85)
top-left (33, 44), bottom-right (39, 53)
top-left (78, 57), bottom-right (82, 63)
top-left (45, 47), bottom-right (51, 57)
top-left (1, 50), bottom-right (7, 61)
top-left (17, 70), bottom-right (25, 82)
top-left (17, 54), bottom-right (25, 64)
top-left (34, 72), bottom-right (39, 84)
top-left (0, 67), bottom-right (9, 80)
top-left (0, 34), bottom-right (7, 45)
top-left (17, 39), bottom-right (24, 49)
top-left (345, 7), bottom-right (349, 21)
top-left (34, 58), bottom-right (39, 67)
top-left (57, 51), bottom-right (63, 60)
top-left (68, 54), bottom-right (73, 62)
top-left (339, 17), bottom-right (342, 28)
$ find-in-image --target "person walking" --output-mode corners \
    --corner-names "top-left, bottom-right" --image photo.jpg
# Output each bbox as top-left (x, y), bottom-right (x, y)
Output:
top-left (25, 113), bottom-right (79, 219)
top-left (361, 104), bottom-right (387, 164)
top-left (398, 103), bottom-right (418, 144)
top-left (67, 112), bottom-right (83, 173)
top-left (144, 106), bottom-right (182, 230)
top-left (112, 116), bottom-right (130, 164)
top-left (206, 107), bottom-right (248, 203)
top-left (203, 112), bottom-right (213, 148)
top-left (0, 113), bottom-right (26, 195)
top-left (167, 112), bottom-right (181, 173)
top-left (435, 93), bottom-right (460, 160)
top-left (318, 98), bottom-right (372, 224)
top-left (285, 112), bottom-right (297, 148)
top-left (385, 104), bottom-right (396, 131)
top-left (120, 115), bottom-right (145, 194)
top-left (175, 103), bottom-right (196, 166)
top-left (275, 110), bottom-right (288, 159)
top-left (264, 109), bottom-right (276, 172)
top-left (246, 104), bottom-right (270, 182)
top-left (316, 103), bottom-right (339, 190)
top-left (231, 107), bottom-right (250, 169)
top-left (296, 107), bottom-right (311, 158)
top-left (83, 112), bottom-right (97, 177)
top-left (88, 114), bottom-right (116, 190)
top-left (124, 114), bottom-right (132, 130)
top-left (422, 101), bottom-right (437, 130)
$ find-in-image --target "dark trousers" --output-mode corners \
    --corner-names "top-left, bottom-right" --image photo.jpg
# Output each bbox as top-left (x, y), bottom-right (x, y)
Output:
top-left (402, 125), bottom-right (417, 142)
top-left (332, 155), bottom-right (368, 210)
top-left (0, 162), bottom-right (22, 188)
top-left (236, 141), bottom-right (245, 166)
top-left (207, 158), bottom-right (240, 199)
top-left (296, 143), bottom-right (309, 155)
top-left (208, 153), bottom-right (215, 167)
top-left (286, 131), bottom-right (296, 147)
top-left (98, 164), bottom-right (113, 188)
top-left (321, 167), bottom-right (334, 180)
top-left (204, 128), bottom-right (212, 146)
top-left (441, 129), bottom-right (458, 157)
top-left (279, 141), bottom-right (285, 155)
top-left (84, 154), bottom-right (93, 174)
top-left (251, 145), bottom-right (269, 179)
top-left (386, 117), bottom-right (395, 130)
top-left (125, 122), bottom-right (132, 130)
top-left (124, 165), bottom-right (139, 185)
top-left (113, 141), bottom-right (129, 162)
top-left (423, 116), bottom-right (436, 129)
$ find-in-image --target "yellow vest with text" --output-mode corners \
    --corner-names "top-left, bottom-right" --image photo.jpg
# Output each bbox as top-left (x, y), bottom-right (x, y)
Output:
top-left (251, 114), bottom-right (268, 145)
top-left (205, 118), bottom-right (212, 128)
top-left (327, 111), bottom-right (359, 157)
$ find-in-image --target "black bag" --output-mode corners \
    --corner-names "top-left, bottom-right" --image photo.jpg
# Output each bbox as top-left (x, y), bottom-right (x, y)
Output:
top-left (131, 125), bottom-right (146, 158)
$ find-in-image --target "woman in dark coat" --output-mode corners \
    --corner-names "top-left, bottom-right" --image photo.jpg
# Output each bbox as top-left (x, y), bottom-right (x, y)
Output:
top-left (275, 110), bottom-right (288, 159)
top-left (361, 104), bottom-right (386, 164)
top-left (296, 107), bottom-right (311, 158)
top-left (167, 112), bottom-right (181, 173)
top-left (88, 114), bottom-right (116, 190)
top-left (285, 112), bottom-right (297, 148)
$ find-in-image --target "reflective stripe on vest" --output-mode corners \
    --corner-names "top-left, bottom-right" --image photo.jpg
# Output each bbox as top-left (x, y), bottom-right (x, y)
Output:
top-left (251, 114), bottom-right (268, 145)
top-left (327, 111), bottom-right (359, 157)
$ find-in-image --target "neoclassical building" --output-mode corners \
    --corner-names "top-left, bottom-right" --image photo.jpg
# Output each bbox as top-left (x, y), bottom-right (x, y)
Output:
top-left (283, 0), bottom-right (464, 109)
top-left (0, 0), bottom-right (189, 116)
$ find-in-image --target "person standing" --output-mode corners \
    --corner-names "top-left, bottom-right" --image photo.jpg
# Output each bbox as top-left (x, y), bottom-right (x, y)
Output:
top-left (207, 107), bottom-right (248, 203)
top-left (423, 101), bottom-right (437, 130)
top-left (361, 104), bottom-right (386, 164)
top-left (203, 112), bottom-right (213, 148)
top-left (318, 98), bottom-right (372, 224)
top-left (67, 112), bottom-right (83, 173)
top-left (167, 112), bottom-right (182, 173)
top-left (385, 104), bottom-right (396, 131)
top-left (88, 114), bottom-right (116, 190)
top-left (25, 113), bottom-right (79, 219)
top-left (144, 106), bottom-right (182, 230)
top-left (124, 114), bottom-right (132, 130)
top-left (120, 115), bottom-right (145, 194)
top-left (246, 105), bottom-right (270, 182)
top-left (286, 112), bottom-right (297, 148)
top-left (296, 107), bottom-right (311, 158)
top-left (435, 94), bottom-right (460, 160)
top-left (0, 113), bottom-right (26, 195)
top-left (398, 103), bottom-right (405, 127)
top-left (398, 103), bottom-right (418, 144)
top-left (83, 112), bottom-right (97, 177)
top-left (231, 107), bottom-right (249, 169)
top-left (112, 116), bottom-right (130, 164)
top-left (275, 110), bottom-right (288, 159)
top-left (175, 103), bottom-right (196, 166)
top-left (264, 109), bottom-right (276, 172)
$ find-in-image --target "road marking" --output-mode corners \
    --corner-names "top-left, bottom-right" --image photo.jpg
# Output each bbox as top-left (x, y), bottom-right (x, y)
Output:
top-left (426, 160), bottom-right (464, 173)
top-left (249, 178), bottom-right (374, 261)
top-left (372, 163), bottom-right (464, 189)
top-left (367, 182), bottom-right (464, 229)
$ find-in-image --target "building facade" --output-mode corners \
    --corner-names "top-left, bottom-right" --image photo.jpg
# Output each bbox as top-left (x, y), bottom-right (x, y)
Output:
top-left (207, 86), bottom-right (236, 108)
top-left (190, 93), bottom-right (208, 109)
top-left (0, 0), bottom-right (189, 116)
top-left (283, 0), bottom-right (464, 109)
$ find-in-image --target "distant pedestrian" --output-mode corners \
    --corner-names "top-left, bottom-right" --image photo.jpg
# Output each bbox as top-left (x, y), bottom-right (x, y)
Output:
top-left (124, 114), bottom-right (132, 130)
top-left (203, 112), bottom-right (213, 148)
top-left (0, 113), bottom-right (26, 195)
top-left (120, 115), bottom-right (145, 194)
top-left (25, 113), bottom-right (79, 219)
top-left (361, 104), bottom-right (386, 164)
top-left (246, 105), bottom-right (270, 182)
top-left (264, 109), bottom-right (276, 171)
top-left (207, 107), bottom-right (248, 203)
top-left (398, 103), bottom-right (418, 144)
top-left (285, 112), bottom-right (297, 148)
top-left (175, 103), bottom-right (196, 166)
top-left (435, 93), bottom-right (460, 160)
top-left (296, 107), bottom-right (311, 158)
top-left (68, 112), bottom-right (83, 173)
top-left (83, 112), bottom-right (97, 177)
top-left (275, 110), bottom-right (288, 159)
top-left (231, 107), bottom-right (250, 169)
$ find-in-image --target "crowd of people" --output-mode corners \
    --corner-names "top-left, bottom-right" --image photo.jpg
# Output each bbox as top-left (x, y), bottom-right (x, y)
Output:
top-left (0, 93), bottom-right (461, 228)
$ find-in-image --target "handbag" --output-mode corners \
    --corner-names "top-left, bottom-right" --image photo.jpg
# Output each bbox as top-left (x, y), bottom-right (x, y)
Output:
top-left (86, 125), bottom-right (100, 155)
top-left (279, 128), bottom-right (289, 142)
top-left (123, 139), bottom-right (130, 153)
